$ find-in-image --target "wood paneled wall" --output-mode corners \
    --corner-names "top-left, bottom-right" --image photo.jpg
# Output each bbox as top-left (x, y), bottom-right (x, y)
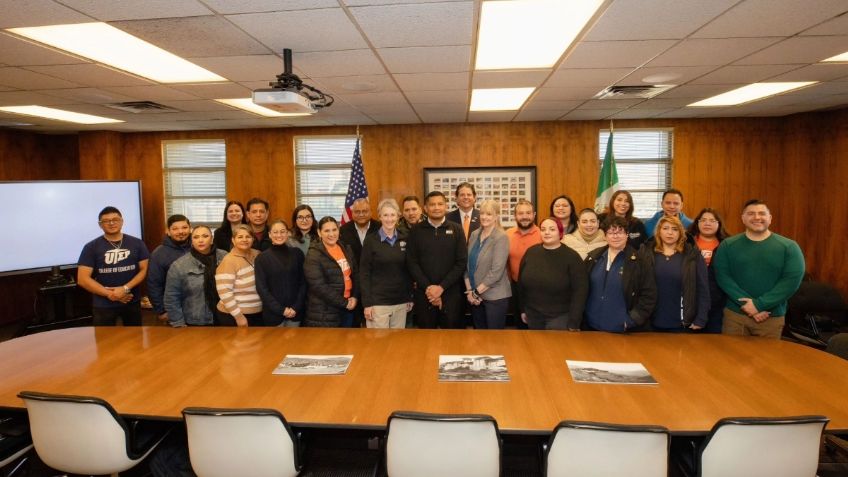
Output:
top-left (0, 130), bottom-right (80, 325)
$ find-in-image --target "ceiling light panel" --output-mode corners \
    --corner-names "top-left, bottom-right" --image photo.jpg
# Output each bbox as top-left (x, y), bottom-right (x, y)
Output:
top-left (822, 51), bottom-right (848, 63)
top-left (475, 0), bottom-right (606, 70)
top-left (6, 23), bottom-right (226, 83)
top-left (0, 105), bottom-right (123, 124)
top-left (215, 98), bottom-right (311, 117)
top-left (470, 87), bottom-right (535, 111)
top-left (688, 82), bottom-right (817, 107)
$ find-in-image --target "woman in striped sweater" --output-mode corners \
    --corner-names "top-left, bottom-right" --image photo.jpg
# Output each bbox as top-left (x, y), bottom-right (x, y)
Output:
top-left (215, 224), bottom-right (262, 326)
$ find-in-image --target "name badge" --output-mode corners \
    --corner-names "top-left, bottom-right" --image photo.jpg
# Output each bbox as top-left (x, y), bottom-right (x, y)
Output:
top-left (446, 229), bottom-right (454, 235)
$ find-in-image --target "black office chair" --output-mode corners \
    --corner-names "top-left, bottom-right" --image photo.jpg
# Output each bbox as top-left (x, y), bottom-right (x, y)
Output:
top-left (785, 281), bottom-right (847, 347)
top-left (0, 414), bottom-right (32, 477)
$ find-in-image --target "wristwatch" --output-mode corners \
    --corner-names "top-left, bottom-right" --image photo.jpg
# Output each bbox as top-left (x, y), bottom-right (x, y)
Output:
top-left (122, 286), bottom-right (131, 293)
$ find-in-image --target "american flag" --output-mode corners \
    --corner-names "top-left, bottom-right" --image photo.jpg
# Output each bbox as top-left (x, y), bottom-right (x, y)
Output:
top-left (341, 137), bottom-right (368, 224)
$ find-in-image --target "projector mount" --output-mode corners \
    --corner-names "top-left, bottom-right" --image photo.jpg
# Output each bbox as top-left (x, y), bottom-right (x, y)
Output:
top-left (268, 49), bottom-right (333, 110)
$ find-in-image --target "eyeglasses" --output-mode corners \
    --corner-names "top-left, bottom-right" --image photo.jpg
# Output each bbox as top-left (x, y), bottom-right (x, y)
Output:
top-left (606, 229), bottom-right (627, 236)
top-left (99, 218), bottom-right (122, 224)
top-left (296, 215), bottom-right (313, 221)
top-left (699, 219), bottom-right (718, 224)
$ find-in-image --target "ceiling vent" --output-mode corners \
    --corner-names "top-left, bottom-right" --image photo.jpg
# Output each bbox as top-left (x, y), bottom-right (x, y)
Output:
top-left (105, 101), bottom-right (179, 114)
top-left (595, 85), bottom-right (676, 99)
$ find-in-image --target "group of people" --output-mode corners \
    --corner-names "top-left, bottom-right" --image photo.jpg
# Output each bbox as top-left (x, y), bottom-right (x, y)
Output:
top-left (76, 183), bottom-right (805, 340)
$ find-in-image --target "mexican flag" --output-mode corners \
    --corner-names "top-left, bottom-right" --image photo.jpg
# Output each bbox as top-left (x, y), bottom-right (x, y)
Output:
top-left (594, 131), bottom-right (619, 213)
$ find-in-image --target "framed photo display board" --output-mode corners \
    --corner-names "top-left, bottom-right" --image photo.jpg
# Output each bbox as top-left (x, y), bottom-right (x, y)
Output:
top-left (423, 167), bottom-right (537, 228)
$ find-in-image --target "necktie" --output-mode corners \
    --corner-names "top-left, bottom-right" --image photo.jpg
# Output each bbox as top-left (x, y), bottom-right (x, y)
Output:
top-left (463, 214), bottom-right (470, 240)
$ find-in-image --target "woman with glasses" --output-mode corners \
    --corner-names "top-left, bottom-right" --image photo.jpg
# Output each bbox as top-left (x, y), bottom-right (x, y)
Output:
top-left (304, 217), bottom-right (358, 327)
top-left (291, 204), bottom-right (318, 256)
top-left (563, 208), bottom-right (607, 259)
top-left (213, 201), bottom-right (247, 252)
top-left (688, 208), bottom-right (729, 333)
top-left (598, 190), bottom-right (647, 249)
top-left (641, 215), bottom-right (709, 332)
top-left (165, 225), bottom-right (227, 327)
top-left (584, 216), bottom-right (656, 332)
top-left (255, 219), bottom-right (306, 327)
top-left (215, 224), bottom-right (262, 326)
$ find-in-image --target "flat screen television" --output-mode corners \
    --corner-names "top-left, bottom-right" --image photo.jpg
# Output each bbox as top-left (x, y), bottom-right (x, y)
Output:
top-left (0, 180), bottom-right (144, 276)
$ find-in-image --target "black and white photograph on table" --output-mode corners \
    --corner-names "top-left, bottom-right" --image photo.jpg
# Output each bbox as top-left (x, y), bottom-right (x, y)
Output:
top-left (438, 355), bottom-right (510, 382)
top-left (273, 355), bottom-right (354, 375)
top-left (566, 360), bottom-right (658, 385)
top-left (424, 167), bottom-right (536, 228)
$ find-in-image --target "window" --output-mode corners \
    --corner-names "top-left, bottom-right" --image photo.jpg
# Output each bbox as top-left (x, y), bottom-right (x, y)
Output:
top-left (294, 136), bottom-right (358, 220)
top-left (599, 129), bottom-right (673, 219)
top-left (162, 140), bottom-right (227, 227)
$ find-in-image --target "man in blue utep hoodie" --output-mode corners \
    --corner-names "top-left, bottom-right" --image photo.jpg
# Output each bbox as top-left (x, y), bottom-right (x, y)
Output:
top-left (147, 214), bottom-right (192, 322)
top-left (644, 188), bottom-right (692, 239)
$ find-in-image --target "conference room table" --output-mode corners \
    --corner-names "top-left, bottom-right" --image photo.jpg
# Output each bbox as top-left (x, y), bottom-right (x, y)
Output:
top-left (0, 326), bottom-right (846, 435)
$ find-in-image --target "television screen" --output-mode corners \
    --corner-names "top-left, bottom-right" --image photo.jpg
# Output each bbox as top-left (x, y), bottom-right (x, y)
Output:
top-left (0, 181), bottom-right (143, 275)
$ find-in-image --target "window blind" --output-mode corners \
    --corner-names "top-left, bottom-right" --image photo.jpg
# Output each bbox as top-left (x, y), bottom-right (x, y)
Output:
top-left (294, 136), bottom-right (357, 220)
top-left (162, 140), bottom-right (227, 226)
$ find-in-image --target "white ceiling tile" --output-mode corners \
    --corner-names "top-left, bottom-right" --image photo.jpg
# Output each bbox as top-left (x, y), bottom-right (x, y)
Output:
top-left (693, 0), bottom-right (848, 38)
top-left (109, 121), bottom-right (206, 131)
top-left (296, 50), bottom-right (385, 77)
top-left (800, 82), bottom-right (848, 95)
top-left (735, 36), bottom-right (848, 65)
top-left (279, 117), bottom-right (335, 127)
top-left (0, 33), bottom-right (88, 66)
top-left (578, 99), bottom-right (645, 110)
top-left (630, 97), bottom-right (703, 109)
top-left (0, 67), bottom-right (80, 89)
top-left (655, 108), bottom-right (717, 118)
top-left (349, 2), bottom-right (472, 48)
top-left (325, 115), bottom-right (378, 126)
top-left (203, 1), bottom-right (339, 14)
top-left (169, 82), bottom-right (253, 99)
top-left (227, 9), bottom-right (368, 53)
top-left (366, 109), bottom-right (420, 124)
top-left (471, 70), bottom-right (550, 89)
top-left (39, 87), bottom-right (138, 103)
top-left (0, 90), bottom-right (79, 106)
top-left (619, 66), bottom-right (715, 85)
top-left (767, 64), bottom-right (848, 82)
top-left (0, 0), bottom-right (93, 28)
top-left (533, 87), bottom-right (603, 101)
top-left (101, 85), bottom-right (200, 101)
top-left (59, 0), bottom-right (213, 20)
top-left (467, 111), bottom-right (516, 122)
top-left (394, 72), bottom-right (468, 91)
top-left (546, 68), bottom-right (633, 88)
top-left (689, 64), bottom-right (804, 85)
top-left (801, 11), bottom-right (848, 36)
top-left (112, 16), bottom-right (270, 58)
top-left (156, 99), bottom-right (239, 112)
top-left (561, 40), bottom-right (676, 69)
top-left (52, 103), bottom-right (128, 117)
top-left (405, 90), bottom-right (467, 103)
top-left (311, 75), bottom-right (399, 95)
top-left (522, 100), bottom-right (583, 112)
top-left (585, 0), bottom-right (739, 41)
top-left (656, 84), bottom-right (736, 99)
top-left (416, 110), bottom-right (466, 123)
top-left (27, 64), bottom-right (153, 87)
top-left (337, 92), bottom-right (407, 107)
top-left (344, 0), bottom-right (469, 5)
top-left (562, 109), bottom-right (621, 121)
top-left (608, 109), bottom-right (673, 119)
top-left (188, 55), bottom-right (286, 83)
top-left (412, 103), bottom-right (467, 115)
top-left (647, 38), bottom-right (782, 67)
top-left (513, 109), bottom-right (567, 121)
top-left (378, 46), bottom-right (471, 73)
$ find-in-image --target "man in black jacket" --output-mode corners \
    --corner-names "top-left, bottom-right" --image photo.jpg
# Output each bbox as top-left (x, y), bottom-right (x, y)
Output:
top-left (246, 197), bottom-right (272, 251)
top-left (407, 191), bottom-right (468, 329)
top-left (339, 197), bottom-right (379, 327)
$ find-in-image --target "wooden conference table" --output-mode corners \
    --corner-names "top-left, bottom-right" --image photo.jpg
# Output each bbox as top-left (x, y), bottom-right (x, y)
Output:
top-left (0, 326), bottom-right (846, 435)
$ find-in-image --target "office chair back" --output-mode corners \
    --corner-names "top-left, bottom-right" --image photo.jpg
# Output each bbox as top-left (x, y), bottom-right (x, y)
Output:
top-left (182, 407), bottom-right (300, 477)
top-left (385, 411), bottom-right (501, 477)
top-left (699, 415), bottom-right (828, 477)
top-left (545, 420), bottom-right (669, 477)
top-left (18, 390), bottom-right (167, 476)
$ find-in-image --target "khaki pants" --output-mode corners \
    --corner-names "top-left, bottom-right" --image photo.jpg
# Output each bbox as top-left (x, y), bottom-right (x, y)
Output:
top-left (722, 308), bottom-right (785, 339)
top-left (366, 304), bottom-right (407, 329)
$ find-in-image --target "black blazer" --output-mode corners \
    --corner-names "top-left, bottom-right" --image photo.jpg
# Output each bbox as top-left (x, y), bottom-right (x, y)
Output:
top-left (445, 208), bottom-right (480, 240)
top-left (339, 219), bottom-right (380, 264)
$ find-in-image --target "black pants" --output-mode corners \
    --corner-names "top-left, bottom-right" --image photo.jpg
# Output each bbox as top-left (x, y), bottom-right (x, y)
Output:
top-left (413, 288), bottom-right (465, 329)
top-left (92, 303), bottom-right (142, 326)
top-left (215, 311), bottom-right (264, 327)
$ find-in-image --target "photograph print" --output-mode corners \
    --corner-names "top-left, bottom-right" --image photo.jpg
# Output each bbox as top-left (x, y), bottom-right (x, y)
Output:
top-left (566, 360), bottom-right (657, 385)
top-left (273, 355), bottom-right (354, 375)
top-left (438, 355), bottom-right (510, 382)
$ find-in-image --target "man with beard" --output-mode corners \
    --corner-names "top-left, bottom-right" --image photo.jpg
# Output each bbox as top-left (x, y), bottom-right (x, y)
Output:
top-left (506, 200), bottom-right (541, 328)
top-left (147, 214), bottom-right (192, 322)
top-left (246, 197), bottom-right (273, 251)
top-left (397, 195), bottom-right (424, 235)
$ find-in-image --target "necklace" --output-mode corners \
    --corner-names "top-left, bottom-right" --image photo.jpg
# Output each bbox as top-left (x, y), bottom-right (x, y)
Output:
top-left (105, 236), bottom-right (123, 249)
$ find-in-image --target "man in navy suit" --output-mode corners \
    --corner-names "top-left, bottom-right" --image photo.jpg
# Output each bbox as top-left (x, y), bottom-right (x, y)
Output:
top-left (445, 182), bottom-right (480, 242)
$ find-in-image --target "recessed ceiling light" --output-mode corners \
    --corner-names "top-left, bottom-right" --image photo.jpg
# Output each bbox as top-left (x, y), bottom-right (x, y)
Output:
top-left (470, 87), bottom-right (535, 111)
top-left (475, 0), bottom-right (606, 70)
top-left (822, 51), bottom-right (848, 63)
top-left (6, 23), bottom-right (226, 83)
top-left (215, 98), bottom-right (312, 117)
top-left (0, 105), bottom-right (123, 124)
top-left (687, 82), bottom-right (817, 107)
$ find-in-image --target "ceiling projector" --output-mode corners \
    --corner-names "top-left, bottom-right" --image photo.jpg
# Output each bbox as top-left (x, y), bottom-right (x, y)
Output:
top-left (253, 49), bottom-right (333, 114)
